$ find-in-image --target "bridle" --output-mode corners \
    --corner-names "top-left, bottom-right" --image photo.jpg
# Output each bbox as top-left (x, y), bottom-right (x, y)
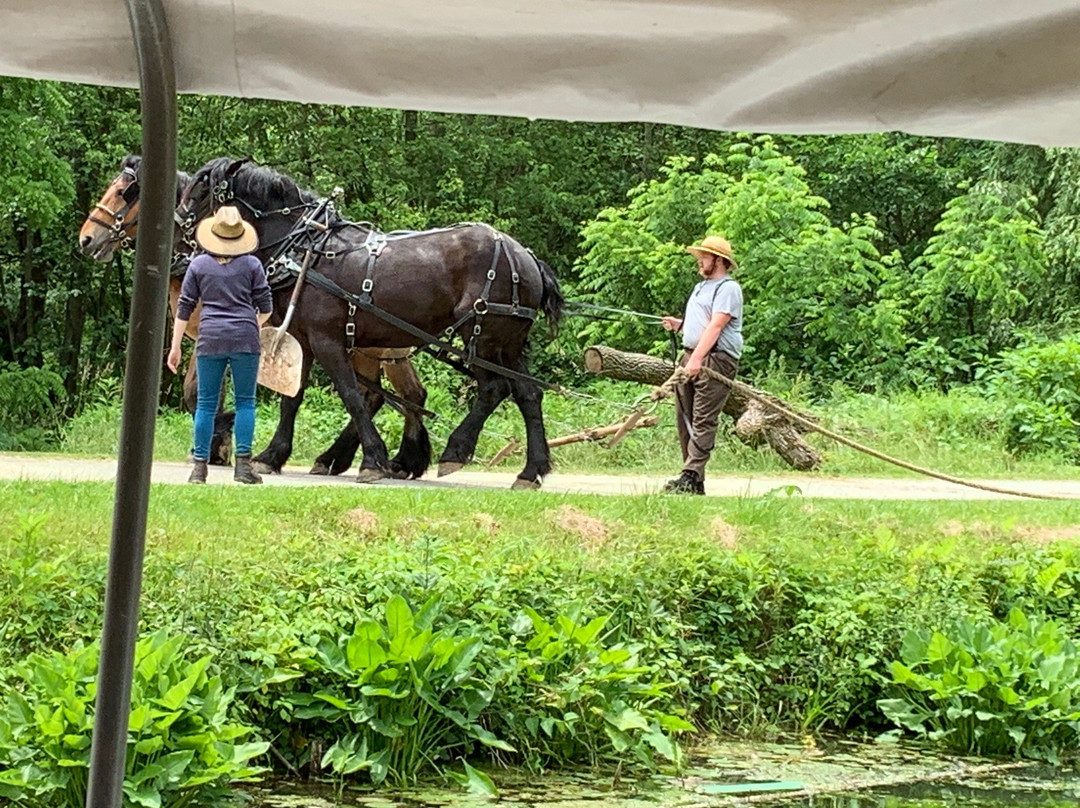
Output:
top-left (84, 166), bottom-right (140, 249)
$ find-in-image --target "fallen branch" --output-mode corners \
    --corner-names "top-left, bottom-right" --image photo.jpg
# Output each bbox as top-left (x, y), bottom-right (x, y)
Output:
top-left (487, 414), bottom-right (659, 463)
top-left (548, 415), bottom-right (659, 448)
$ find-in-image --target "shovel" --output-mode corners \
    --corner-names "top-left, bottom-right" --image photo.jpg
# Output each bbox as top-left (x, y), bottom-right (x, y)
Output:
top-left (257, 248), bottom-right (314, 397)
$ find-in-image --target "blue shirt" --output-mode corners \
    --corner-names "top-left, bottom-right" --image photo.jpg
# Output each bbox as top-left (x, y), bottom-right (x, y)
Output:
top-left (682, 276), bottom-right (743, 359)
top-left (177, 253), bottom-right (273, 356)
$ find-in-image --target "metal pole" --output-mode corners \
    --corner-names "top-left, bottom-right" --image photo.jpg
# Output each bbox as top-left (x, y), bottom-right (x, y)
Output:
top-left (85, 0), bottom-right (176, 805)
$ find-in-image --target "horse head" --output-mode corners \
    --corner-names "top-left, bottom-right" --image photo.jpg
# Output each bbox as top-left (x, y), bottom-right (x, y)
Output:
top-left (178, 157), bottom-right (321, 259)
top-left (78, 156), bottom-right (141, 261)
top-left (80, 156), bottom-right (194, 263)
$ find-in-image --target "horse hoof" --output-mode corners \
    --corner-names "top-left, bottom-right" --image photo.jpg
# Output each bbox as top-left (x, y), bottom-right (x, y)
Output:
top-left (252, 461), bottom-right (276, 475)
top-left (309, 462), bottom-right (332, 476)
top-left (356, 468), bottom-right (389, 484)
top-left (511, 477), bottom-right (542, 491)
top-left (438, 462), bottom-right (464, 477)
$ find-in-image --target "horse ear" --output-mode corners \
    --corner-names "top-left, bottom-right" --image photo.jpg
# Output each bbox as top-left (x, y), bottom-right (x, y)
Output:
top-left (225, 157), bottom-right (252, 177)
top-left (121, 180), bottom-right (140, 204)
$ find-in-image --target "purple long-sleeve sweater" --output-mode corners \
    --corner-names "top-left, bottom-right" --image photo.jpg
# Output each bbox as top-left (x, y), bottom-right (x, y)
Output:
top-left (177, 253), bottom-right (273, 356)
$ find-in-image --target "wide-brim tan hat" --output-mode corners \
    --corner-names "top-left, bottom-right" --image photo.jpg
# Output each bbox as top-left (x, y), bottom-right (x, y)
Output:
top-left (196, 206), bottom-right (259, 256)
top-left (687, 235), bottom-right (738, 268)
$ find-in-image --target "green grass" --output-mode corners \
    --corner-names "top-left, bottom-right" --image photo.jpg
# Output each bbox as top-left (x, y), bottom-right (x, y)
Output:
top-left (55, 378), bottom-right (1080, 480)
top-left (5, 478), bottom-right (1080, 568)
top-left (6, 479), bottom-right (1080, 763)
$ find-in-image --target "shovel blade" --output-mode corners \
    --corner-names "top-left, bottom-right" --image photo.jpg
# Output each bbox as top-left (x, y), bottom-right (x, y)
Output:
top-left (258, 327), bottom-right (303, 397)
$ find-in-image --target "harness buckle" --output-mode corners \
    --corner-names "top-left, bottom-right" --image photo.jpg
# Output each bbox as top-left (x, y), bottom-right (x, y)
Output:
top-left (473, 298), bottom-right (488, 315)
top-left (473, 323), bottom-right (483, 336)
top-left (361, 279), bottom-right (374, 293)
top-left (486, 269), bottom-right (497, 281)
top-left (346, 323), bottom-right (356, 337)
top-left (324, 251), bottom-right (336, 260)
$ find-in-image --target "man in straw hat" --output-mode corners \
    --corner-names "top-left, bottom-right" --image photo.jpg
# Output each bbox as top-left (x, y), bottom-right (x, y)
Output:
top-left (660, 235), bottom-right (744, 495)
top-left (166, 206), bottom-right (273, 484)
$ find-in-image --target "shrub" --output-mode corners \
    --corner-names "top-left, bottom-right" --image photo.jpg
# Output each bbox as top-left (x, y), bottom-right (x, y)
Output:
top-left (490, 605), bottom-right (690, 770)
top-left (0, 366), bottom-right (64, 451)
top-left (988, 337), bottom-right (1080, 458)
top-left (0, 631), bottom-right (268, 807)
top-left (879, 609), bottom-right (1080, 759)
top-left (282, 595), bottom-right (510, 786)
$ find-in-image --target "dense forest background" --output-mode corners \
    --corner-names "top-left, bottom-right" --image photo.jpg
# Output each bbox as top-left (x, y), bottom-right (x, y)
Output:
top-left (5, 77), bottom-right (1080, 460)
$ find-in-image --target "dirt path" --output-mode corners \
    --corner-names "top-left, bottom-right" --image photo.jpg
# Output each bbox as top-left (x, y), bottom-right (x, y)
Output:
top-left (3, 452), bottom-right (1080, 500)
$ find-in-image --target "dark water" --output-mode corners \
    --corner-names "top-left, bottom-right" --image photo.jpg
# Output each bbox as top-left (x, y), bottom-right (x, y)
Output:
top-left (246, 741), bottom-right (1080, 808)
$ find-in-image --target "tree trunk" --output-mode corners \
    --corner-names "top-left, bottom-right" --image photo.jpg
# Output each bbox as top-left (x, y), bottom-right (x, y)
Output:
top-left (583, 345), bottom-right (822, 470)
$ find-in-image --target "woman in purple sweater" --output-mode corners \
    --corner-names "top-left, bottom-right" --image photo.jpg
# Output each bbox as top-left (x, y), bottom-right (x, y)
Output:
top-left (166, 206), bottom-right (273, 484)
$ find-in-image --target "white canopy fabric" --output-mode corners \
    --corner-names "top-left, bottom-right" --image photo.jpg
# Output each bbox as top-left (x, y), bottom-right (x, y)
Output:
top-left (4, 0), bottom-right (1080, 146)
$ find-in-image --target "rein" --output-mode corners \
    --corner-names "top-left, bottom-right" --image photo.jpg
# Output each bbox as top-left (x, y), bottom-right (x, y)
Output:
top-left (84, 166), bottom-right (140, 247)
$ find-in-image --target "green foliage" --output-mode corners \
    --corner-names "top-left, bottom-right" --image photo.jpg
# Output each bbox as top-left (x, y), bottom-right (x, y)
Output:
top-left (879, 609), bottom-right (1080, 759)
top-left (911, 181), bottom-right (1046, 381)
top-left (491, 605), bottom-right (689, 769)
top-left (10, 483), bottom-right (1080, 775)
top-left (575, 137), bottom-right (906, 386)
top-left (0, 366), bottom-right (64, 450)
top-left (0, 513), bottom-right (99, 672)
top-left (987, 337), bottom-right (1080, 459)
top-left (0, 631), bottom-right (268, 807)
top-left (283, 595), bottom-right (507, 786)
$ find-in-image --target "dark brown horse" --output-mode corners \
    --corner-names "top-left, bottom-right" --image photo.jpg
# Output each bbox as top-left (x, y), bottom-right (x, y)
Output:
top-left (79, 156), bottom-right (431, 478)
top-left (178, 158), bottom-right (563, 487)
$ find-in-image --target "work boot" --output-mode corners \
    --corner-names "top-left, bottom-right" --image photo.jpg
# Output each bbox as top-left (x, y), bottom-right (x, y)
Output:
top-left (188, 459), bottom-right (208, 484)
top-left (234, 454), bottom-right (263, 485)
top-left (662, 469), bottom-right (704, 495)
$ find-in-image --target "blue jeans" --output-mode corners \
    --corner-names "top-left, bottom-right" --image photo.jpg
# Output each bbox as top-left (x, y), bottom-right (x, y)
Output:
top-left (193, 352), bottom-right (259, 461)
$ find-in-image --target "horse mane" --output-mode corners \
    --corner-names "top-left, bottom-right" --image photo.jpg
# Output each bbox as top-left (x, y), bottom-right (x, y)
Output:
top-left (202, 157), bottom-right (320, 208)
top-left (119, 154), bottom-right (191, 203)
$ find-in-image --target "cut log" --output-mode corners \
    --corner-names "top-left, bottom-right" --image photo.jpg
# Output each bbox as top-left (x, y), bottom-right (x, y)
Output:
top-left (583, 345), bottom-right (822, 471)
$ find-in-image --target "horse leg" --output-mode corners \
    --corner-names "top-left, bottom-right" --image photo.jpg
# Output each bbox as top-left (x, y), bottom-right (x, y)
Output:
top-left (252, 350), bottom-right (312, 474)
top-left (384, 359), bottom-right (431, 480)
top-left (312, 340), bottom-right (392, 483)
top-left (211, 411), bottom-right (235, 466)
top-left (310, 353), bottom-right (383, 475)
top-left (506, 358), bottom-right (552, 489)
top-left (438, 369), bottom-right (511, 476)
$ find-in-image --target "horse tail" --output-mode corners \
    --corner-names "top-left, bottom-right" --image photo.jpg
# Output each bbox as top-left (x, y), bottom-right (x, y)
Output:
top-left (535, 256), bottom-right (564, 335)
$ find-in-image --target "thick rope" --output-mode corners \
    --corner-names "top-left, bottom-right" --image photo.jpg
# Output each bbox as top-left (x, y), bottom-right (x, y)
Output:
top-left (653, 366), bottom-right (1075, 501)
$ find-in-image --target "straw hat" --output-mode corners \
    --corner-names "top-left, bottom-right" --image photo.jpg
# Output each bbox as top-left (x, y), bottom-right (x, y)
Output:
top-left (686, 235), bottom-right (737, 268)
top-left (196, 206), bottom-right (259, 256)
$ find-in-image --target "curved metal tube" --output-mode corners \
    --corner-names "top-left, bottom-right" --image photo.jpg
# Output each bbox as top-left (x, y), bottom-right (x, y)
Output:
top-left (85, 1), bottom-right (176, 805)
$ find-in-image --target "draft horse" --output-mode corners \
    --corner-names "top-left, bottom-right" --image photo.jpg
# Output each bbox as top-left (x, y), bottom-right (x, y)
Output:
top-left (177, 158), bottom-right (564, 487)
top-left (77, 158), bottom-right (238, 465)
top-left (79, 156), bottom-right (431, 477)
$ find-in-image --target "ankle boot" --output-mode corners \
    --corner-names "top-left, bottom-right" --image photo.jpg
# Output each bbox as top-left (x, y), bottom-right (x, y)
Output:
top-left (188, 459), bottom-right (208, 484)
top-left (234, 454), bottom-right (263, 485)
